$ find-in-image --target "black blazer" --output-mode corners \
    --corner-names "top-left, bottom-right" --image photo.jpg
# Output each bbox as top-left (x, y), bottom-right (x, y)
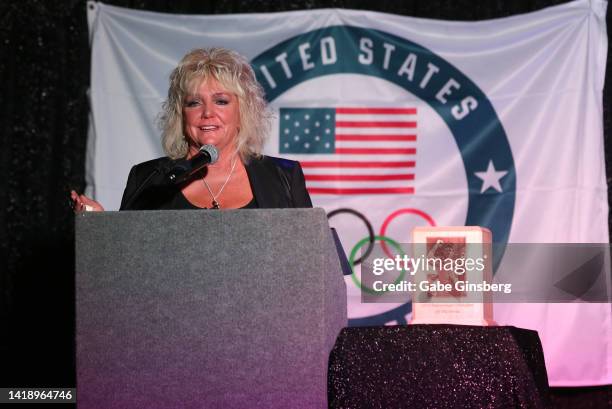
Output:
top-left (119, 155), bottom-right (312, 210)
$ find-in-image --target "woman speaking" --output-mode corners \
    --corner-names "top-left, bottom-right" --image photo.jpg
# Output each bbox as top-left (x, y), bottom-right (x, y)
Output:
top-left (72, 47), bottom-right (311, 211)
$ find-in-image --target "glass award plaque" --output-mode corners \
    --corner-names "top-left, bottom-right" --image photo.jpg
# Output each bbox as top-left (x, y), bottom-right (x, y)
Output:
top-left (410, 226), bottom-right (496, 326)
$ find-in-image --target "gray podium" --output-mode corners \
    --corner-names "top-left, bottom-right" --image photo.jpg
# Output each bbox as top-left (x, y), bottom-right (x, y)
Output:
top-left (75, 209), bottom-right (347, 408)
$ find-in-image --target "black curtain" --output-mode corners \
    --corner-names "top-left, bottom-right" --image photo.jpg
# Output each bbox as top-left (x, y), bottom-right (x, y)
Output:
top-left (1, 0), bottom-right (610, 406)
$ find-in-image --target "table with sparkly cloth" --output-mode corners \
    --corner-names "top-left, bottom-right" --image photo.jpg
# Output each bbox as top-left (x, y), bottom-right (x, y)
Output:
top-left (328, 325), bottom-right (551, 408)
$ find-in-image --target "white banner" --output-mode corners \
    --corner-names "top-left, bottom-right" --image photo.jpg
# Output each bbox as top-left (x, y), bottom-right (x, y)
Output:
top-left (87, 0), bottom-right (610, 385)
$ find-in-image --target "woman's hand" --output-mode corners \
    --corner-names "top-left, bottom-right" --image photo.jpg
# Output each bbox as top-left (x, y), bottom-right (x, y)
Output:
top-left (70, 190), bottom-right (105, 212)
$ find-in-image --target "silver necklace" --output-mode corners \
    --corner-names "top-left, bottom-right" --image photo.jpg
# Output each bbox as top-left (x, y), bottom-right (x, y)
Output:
top-left (202, 156), bottom-right (238, 209)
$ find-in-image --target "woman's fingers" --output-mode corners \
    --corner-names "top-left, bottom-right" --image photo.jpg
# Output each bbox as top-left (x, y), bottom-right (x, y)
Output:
top-left (70, 191), bottom-right (105, 212)
top-left (70, 190), bottom-right (84, 211)
top-left (79, 195), bottom-right (104, 211)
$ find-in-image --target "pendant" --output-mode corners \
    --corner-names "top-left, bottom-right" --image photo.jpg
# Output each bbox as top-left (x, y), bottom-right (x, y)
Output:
top-left (211, 200), bottom-right (220, 209)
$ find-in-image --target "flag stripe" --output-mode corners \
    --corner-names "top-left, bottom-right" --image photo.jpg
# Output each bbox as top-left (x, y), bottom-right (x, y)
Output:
top-left (336, 121), bottom-right (416, 128)
top-left (336, 114), bottom-right (416, 121)
top-left (300, 161), bottom-right (416, 168)
top-left (305, 174), bottom-right (415, 181)
top-left (335, 148), bottom-right (416, 155)
top-left (307, 187), bottom-right (415, 195)
top-left (333, 127), bottom-right (417, 134)
top-left (337, 140), bottom-right (414, 148)
top-left (336, 107), bottom-right (417, 115)
top-left (336, 134), bottom-right (416, 141)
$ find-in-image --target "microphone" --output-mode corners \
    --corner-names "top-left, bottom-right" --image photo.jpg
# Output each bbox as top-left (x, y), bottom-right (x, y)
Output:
top-left (166, 144), bottom-right (219, 184)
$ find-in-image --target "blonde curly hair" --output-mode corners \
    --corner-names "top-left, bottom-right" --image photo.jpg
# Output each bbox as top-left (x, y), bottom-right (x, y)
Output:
top-left (159, 48), bottom-right (271, 162)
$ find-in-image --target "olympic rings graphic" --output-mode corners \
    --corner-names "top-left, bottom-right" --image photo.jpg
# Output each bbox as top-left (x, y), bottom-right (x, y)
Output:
top-left (327, 207), bottom-right (438, 325)
top-left (327, 207), bottom-right (437, 295)
top-left (327, 208), bottom-right (375, 265)
top-left (348, 235), bottom-right (407, 295)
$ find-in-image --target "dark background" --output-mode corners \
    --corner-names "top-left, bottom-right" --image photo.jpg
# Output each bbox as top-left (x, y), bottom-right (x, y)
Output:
top-left (1, 0), bottom-right (610, 407)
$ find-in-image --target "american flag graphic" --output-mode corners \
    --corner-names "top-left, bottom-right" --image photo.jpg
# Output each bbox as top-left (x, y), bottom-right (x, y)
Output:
top-left (279, 107), bottom-right (417, 195)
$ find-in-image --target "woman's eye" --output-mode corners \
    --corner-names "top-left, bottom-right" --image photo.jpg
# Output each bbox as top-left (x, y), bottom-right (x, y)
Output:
top-left (185, 100), bottom-right (200, 107)
top-left (215, 99), bottom-right (229, 105)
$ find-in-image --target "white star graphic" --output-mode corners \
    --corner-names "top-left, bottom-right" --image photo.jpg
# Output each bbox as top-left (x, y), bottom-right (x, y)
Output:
top-left (474, 160), bottom-right (508, 193)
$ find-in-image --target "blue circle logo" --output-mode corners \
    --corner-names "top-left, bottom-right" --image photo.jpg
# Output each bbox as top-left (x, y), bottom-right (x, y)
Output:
top-left (252, 26), bottom-right (516, 325)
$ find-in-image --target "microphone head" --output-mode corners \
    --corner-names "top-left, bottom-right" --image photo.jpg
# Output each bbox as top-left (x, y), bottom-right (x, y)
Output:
top-left (199, 144), bottom-right (219, 165)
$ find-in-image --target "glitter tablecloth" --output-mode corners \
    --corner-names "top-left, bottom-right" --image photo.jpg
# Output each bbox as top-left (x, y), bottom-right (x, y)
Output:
top-left (328, 325), bottom-right (550, 408)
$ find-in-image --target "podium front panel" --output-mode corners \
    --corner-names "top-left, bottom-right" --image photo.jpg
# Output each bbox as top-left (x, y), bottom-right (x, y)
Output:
top-left (76, 209), bottom-right (347, 408)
